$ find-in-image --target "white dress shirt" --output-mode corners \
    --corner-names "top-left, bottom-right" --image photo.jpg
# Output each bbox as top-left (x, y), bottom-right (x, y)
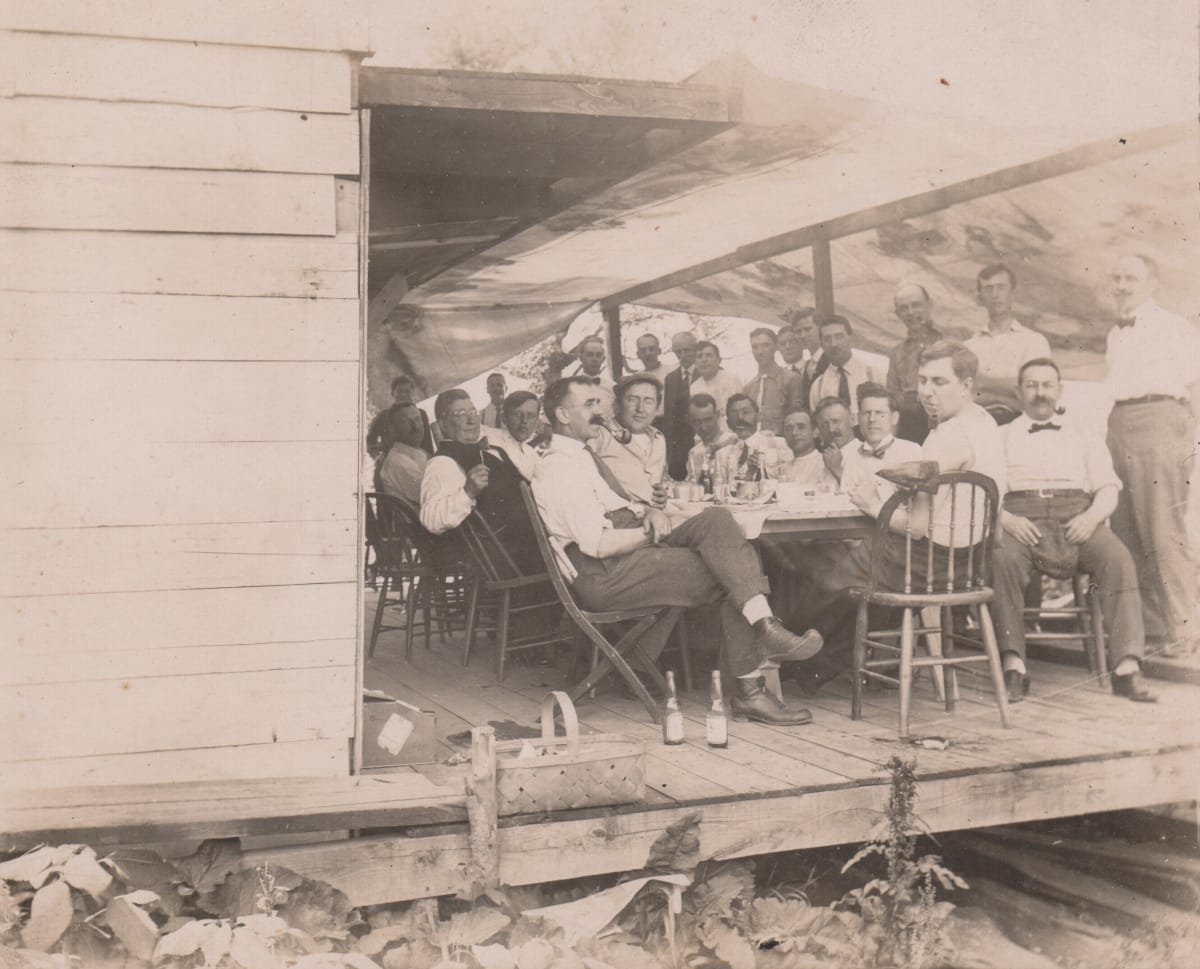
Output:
top-left (690, 369), bottom-right (743, 427)
top-left (588, 425), bottom-right (667, 502)
top-left (923, 402), bottom-right (1007, 547)
top-left (838, 435), bottom-right (922, 504)
top-left (378, 443), bottom-right (428, 504)
top-left (532, 433), bottom-right (643, 581)
top-left (1105, 299), bottom-right (1200, 403)
top-left (714, 430), bottom-right (792, 482)
top-left (807, 353), bottom-right (884, 420)
top-left (779, 449), bottom-right (837, 488)
top-left (480, 402), bottom-right (504, 429)
top-left (641, 363), bottom-right (671, 416)
top-left (686, 431), bottom-right (737, 481)
top-left (965, 320), bottom-right (1051, 381)
top-left (486, 426), bottom-right (543, 482)
top-left (1002, 412), bottom-right (1120, 494)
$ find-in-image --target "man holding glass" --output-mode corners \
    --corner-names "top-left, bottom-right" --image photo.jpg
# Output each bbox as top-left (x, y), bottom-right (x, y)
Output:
top-left (588, 374), bottom-right (670, 506)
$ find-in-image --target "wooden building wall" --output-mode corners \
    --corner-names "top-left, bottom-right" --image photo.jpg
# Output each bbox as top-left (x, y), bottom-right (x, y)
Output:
top-left (1, 3), bottom-right (368, 787)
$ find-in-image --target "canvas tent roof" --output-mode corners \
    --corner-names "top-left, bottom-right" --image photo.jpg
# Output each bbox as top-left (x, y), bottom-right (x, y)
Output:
top-left (374, 61), bottom-right (1197, 395)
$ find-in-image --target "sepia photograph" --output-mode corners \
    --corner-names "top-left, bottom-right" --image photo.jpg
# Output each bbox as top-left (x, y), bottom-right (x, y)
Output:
top-left (3, 1), bottom-right (1199, 966)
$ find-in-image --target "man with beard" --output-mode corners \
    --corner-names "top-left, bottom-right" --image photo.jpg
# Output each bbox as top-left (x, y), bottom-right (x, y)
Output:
top-left (684, 393), bottom-right (736, 482)
top-left (663, 331), bottom-right (699, 481)
top-left (743, 327), bottom-right (805, 434)
top-left (420, 388), bottom-right (541, 573)
top-left (778, 408), bottom-right (836, 488)
top-left (1103, 252), bottom-right (1200, 656)
top-left (533, 376), bottom-right (824, 724)
top-left (589, 374), bottom-right (669, 505)
top-left (714, 394), bottom-right (792, 484)
top-left (991, 358), bottom-right (1154, 703)
top-left (807, 316), bottom-right (883, 423)
top-left (813, 396), bottom-right (858, 483)
top-left (886, 283), bottom-right (942, 443)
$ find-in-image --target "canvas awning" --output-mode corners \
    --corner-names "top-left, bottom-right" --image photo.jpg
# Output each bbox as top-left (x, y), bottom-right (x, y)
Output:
top-left (373, 60), bottom-right (1196, 396)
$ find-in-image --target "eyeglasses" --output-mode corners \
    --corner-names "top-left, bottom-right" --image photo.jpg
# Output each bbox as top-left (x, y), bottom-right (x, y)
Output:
top-left (447, 408), bottom-right (479, 421)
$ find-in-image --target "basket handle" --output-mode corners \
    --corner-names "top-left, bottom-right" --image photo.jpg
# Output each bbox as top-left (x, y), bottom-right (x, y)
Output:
top-left (540, 691), bottom-right (580, 755)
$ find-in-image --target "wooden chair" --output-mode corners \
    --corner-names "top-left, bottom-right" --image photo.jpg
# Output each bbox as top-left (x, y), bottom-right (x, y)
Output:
top-left (366, 493), bottom-right (434, 660)
top-left (1023, 573), bottom-right (1109, 686)
top-left (519, 482), bottom-right (686, 723)
top-left (849, 471), bottom-right (1010, 738)
top-left (389, 496), bottom-right (471, 653)
top-left (458, 509), bottom-right (576, 680)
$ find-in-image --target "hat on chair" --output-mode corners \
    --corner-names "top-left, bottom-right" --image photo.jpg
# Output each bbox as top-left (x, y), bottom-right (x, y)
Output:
top-left (1029, 520), bottom-right (1080, 579)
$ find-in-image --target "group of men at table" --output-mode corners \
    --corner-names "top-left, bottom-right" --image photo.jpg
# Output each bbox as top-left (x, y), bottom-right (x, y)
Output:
top-left (371, 253), bottom-right (1198, 725)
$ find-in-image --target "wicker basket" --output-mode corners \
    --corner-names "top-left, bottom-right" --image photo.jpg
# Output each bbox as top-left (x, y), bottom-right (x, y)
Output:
top-left (494, 691), bottom-right (645, 816)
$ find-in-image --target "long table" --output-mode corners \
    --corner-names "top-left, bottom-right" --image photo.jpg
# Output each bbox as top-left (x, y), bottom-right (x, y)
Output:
top-left (667, 499), bottom-right (874, 542)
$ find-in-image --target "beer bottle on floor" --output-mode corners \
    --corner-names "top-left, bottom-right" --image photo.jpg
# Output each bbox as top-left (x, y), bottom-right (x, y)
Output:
top-left (706, 670), bottom-right (729, 748)
top-left (662, 671), bottom-right (685, 745)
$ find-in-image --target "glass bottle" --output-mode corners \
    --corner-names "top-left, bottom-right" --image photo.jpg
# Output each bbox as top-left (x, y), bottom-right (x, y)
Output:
top-left (706, 670), bottom-right (728, 748)
top-left (698, 451), bottom-right (714, 496)
top-left (662, 671), bottom-right (685, 745)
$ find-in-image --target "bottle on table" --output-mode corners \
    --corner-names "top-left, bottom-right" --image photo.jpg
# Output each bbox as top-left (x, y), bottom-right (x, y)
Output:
top-left (706, 670), bottom-right (729, 748)
top-left (698, 451), bottom-right (714, 496)
top-left (662, 670), bottom-right (685, 745)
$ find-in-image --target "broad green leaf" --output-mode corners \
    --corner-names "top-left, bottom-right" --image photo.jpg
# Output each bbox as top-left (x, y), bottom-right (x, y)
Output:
top-left (118, 889), bottom-right (161, 907)
top-left (22, 879), bottom-right (73, 952)
top-left (60, 851), bottom-right (112, 899)
top-left (280, 878), bottom-right (358, 940)
top-left (153, 918), bottom-right (224, 962)
top-left (354, 923), bottom-right (419, 957)
top-left (0, 847), bottom-right (58, 888)
top-left (175, 839), bottom-right (243, 895)
top-left (711, 928), bottom-right (755, 969)
top-left (426, 909), bottom-right (510, 948)
top-left (105, 847), bottom-right (187, 915)
top-left (515, 938), bottom-right (555, 969)
top-left (471, 943), bottom-right (518, 969)
top-left (106, 895), bottom-right (159, 961)
top-left (229, 923), bottom-right (278, 969)
top-left (643, 812), bottom-right (701, 872)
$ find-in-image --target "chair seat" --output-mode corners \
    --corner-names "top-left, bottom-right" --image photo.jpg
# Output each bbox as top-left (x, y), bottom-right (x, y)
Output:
top-left (580, 605), bottom-right (671, 624)
top-left (849, 587), bottom-right (993, 608)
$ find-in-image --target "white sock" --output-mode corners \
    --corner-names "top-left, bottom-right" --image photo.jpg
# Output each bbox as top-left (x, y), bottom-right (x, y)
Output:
top-left (742, 595), bottom-right (772, 627)
top-left (1002, 653), bottom-right (1026, 675)
top-left (1113, 657), bottom-right (1139, 677)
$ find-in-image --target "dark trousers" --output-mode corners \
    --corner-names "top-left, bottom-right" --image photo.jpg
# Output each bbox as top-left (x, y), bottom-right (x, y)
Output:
top-left (991, 496), bottom-right (1144, 665)
top-left (1108, 399), bottom-right (1198, 643)
top-left (568, 507), bottom-right (770, 676)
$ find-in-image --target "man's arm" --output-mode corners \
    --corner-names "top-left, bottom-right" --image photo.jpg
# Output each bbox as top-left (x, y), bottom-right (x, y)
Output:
top-left (419, 457), bottom-right (476, 534)
top-left (1064, 484), bottom-right (1119, 545)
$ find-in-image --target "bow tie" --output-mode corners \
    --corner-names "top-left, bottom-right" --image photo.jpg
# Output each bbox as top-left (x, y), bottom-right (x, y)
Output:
top-left (1028, 422), bottom-right (1062, 434)
top-left (860, 442), bottom-right (891, 459)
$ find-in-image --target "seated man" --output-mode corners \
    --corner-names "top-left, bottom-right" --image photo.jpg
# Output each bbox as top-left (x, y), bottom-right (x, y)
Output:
top-left (684, 392), bottom-right (736, 482)
top-left (588, 374), bottom-right (668, 503)
top-left (420, 388), bottom-right (540, 573)
top-left (376, 401), bottom-right (431, 504)
top-left (714, 394), bottom-right (792, 484)
top-left (487, 389), bottom-right (545, 482)
top-left (813, 396), bottom-right (858, 482)
top-left (778, 408), bottom-right (835, 487)
top-left (837, 384), bottom-right (922, 503)
top-left (533, 376), bottom-right (823, 725)
top-left (991, 358), bottom-right (1155, 703)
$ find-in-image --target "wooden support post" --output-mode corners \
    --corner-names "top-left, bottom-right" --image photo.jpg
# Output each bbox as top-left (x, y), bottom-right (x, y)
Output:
top-left (603, 304), bottom-right (623, 380)
top-left (812, 239), bottom-right (834, 321)
top-left (465, 725), bottom-right (499, 892)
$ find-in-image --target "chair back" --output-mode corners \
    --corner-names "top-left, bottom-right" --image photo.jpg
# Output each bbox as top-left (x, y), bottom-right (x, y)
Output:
top-left (519, 482), bottom-right (588, 616)
top-left (365, 492), bottom-right (420, 574)
top-left (869, 470), bottom-right (999, 596)
top-left (460, 509), bottom-right (529, 583)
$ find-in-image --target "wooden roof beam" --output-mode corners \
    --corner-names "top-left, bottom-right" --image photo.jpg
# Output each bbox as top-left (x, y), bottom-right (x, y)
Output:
top-left (600, 121), bottom-right (1191, 310)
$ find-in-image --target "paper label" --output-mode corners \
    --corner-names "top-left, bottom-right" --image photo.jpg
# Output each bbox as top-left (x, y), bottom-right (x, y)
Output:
top-left (376, 713), bottom-right (414, 755)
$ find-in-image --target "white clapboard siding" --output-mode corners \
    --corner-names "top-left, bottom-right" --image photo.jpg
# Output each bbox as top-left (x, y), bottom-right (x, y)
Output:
top-left (11, 33), bottom-right (353, 113)
top-left (2, 99), bottom-right (360, 174)
top-left (1, 293), bottom-right (360, 361)
top-left (1, 166), bottom-right (337, 236)
top-left (2, 520), bottom-right (357, 597)
top-left (4, 440), bottom-right (358, 529)
top-left (3, 666), bottom-right (357, 761)
top-left (0, 0), bottom-right (369, 53)
top-left (0, 230), bottom-right (359, 298)
top-left (5, 739), bottom-right (350, 790)
top-left (3, 639), bottom-right (355, 687)
top-left (2, 360), bottom-right (359, 444)
top-left (5, 583), bottom-right (357, 656)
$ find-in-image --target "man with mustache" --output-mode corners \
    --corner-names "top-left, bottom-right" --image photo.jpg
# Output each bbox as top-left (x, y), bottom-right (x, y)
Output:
top-left (1103, 252), bottom-right (1200, 657)
top-left (990, 358), bottom-right (1154, 703)
top-left (813, 396), bottom-right (858, 482)
top-left (533, 376), bottom-right (824, 724)
top-left (714, 394), bottom-right (792, 484)
top-left (589, 374), bottom-right (668, 505)
top-left (806, 316), bottom-right (883, 423)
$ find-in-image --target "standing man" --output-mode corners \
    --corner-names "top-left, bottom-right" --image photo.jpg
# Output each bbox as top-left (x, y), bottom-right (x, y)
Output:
top-left (684, 393), bottom-right (736, 482)
top-left (635, 333), bottom-right (671, 416)
top-left (965, 264), bottom-right (1050, 424)
top-left (690, 341), bottom-right (743, 427)
top-left (991, 358), bottom-right (1155, 702)
top-left (743, 327), bottom-right (806, 434)
top-left (1104, 252), bottom-right (1200, 655)
top-left (837, 384), bottom-right (922, 501)
top-left (479, 372), bottom-right (507, 429)
top-left (807, 316), bottom-right (883, 423)
top-left (887, 283), bottom-right (942, 443)
top-left (715, 394), bottom-right (793, 484)
top-left (778, 408), bottom-right (836, 488)
top-left (663, 331), bottom-right (699, 481)
top-left (573, 335), bottom-right (615, 418)
top-left (589, 374), bottom-right (668, 504)
top-left (488, 390), bottom-right (545, 481)
top-left (533, 376), bottom-right (823, 724)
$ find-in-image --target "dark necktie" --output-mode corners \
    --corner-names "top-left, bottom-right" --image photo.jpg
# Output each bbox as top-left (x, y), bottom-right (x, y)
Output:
top-left (836, 367), bottom-right (851, 408)
top-left (492, 410), bottom-right (502, 428)
top-left (681, 368), bottom-right (691, 399)
top-left (1028, 422), bottom-right (1062, 434)
top-left (860, 441), bottom-right (891, 459)
top-left (586, 446), bottom-right (634, 501)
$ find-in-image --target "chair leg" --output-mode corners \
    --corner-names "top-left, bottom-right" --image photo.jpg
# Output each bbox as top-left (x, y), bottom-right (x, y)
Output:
top-left (675, 612), bottom-right (694, 691)
top-left (369, 573), bottom-right (389, 659)
top-left (942, 605), bottom-right (958, 712)
top-left (1088, 579), bottom-right (1109, 688)
top-left (922, 604), bottom-right (946, 703)
top-left (976, 602), bottom-right (1011, 729)
top-left (462, 577), bottom-right (482, 667)
top-left (495, 589), bottom-right (512, 682)
top-left (850, 599), bottom-right (869, 721)
top-left (405, 575), bottom-right (419, 661)
top-left (421, 575), bottom-right (433, 652)
top-left (1073, 575), bottom-right (1097, 675)
top-left (898, 607), bottom-right (915, 739)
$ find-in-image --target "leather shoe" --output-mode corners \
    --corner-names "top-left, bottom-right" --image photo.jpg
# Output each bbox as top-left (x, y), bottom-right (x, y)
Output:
top-left (1111, 670), bottom-right (1157, 703)
top-left (754, 617), bottom-right (823, 665)
top-left (731, 677), bottom-right (812, 725)
top-left (1004, 669), bottom-right (1030, 704)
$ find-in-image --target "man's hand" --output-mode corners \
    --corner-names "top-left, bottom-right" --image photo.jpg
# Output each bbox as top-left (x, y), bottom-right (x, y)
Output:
top-left (1003, 512), bottom-right (1041, 547)
top-left (1064, 510), bottom-right (1100, 545)
top-left (643, 507), bottom-right (673, 544)
top-left (822, 447), bottom-right (844, 480)
top-left (464, 464), bottom-right (490, 499)
top-left (847, 475), bottom-right (879, 517)
top-left (650, 482), bottom-right (670, 509)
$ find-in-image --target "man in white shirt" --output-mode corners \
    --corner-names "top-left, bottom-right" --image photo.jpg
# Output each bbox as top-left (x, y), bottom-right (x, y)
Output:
top-left (533, 376), bottom-right (823, 724)
top-left (690, 340), bottom-right (743, 427)
top-left (589, 374), bottom-right (668, 504)
top-left (807, 315), bottom-right (883, 422)
top-left (779, 408), bottom-right (835, 488)
top-left (714, 394), bottom-right (792, 484)
top-left (742, 327), bottom-right (806, 434)
top-left (568, 335), bottom-right (615, 418)
top-left (684, 393), bottom-right (736, 482)
top-left (479, 372), bottom-right (507, 430)
top-left (1104, 252), bottom-right (1200, 656)
top-left (420, 389), bottom-right (541, 573)
top-left (813, 397), bottom-right (858, 482)
top-left (486, 390), bottom-right (544, 482)
top-left (991, 358), bottom-right (1154, 703)
top-left (635, 333), bottom-right (671, 419)
top-left (377, 402), bottom-right (430, 504)
top-left (837, 384), bottom-right (922, 503)
top-left (964, 264), bottom-right (1051, 424)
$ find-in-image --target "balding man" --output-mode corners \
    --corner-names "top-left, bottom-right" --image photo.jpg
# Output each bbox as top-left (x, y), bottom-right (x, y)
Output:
top-left (1104, 252), bottom-right (1200, 655)
top-left (664, 331), bottom-right (699, 480)
top-left (887, 282), bottom-right (942, 443)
